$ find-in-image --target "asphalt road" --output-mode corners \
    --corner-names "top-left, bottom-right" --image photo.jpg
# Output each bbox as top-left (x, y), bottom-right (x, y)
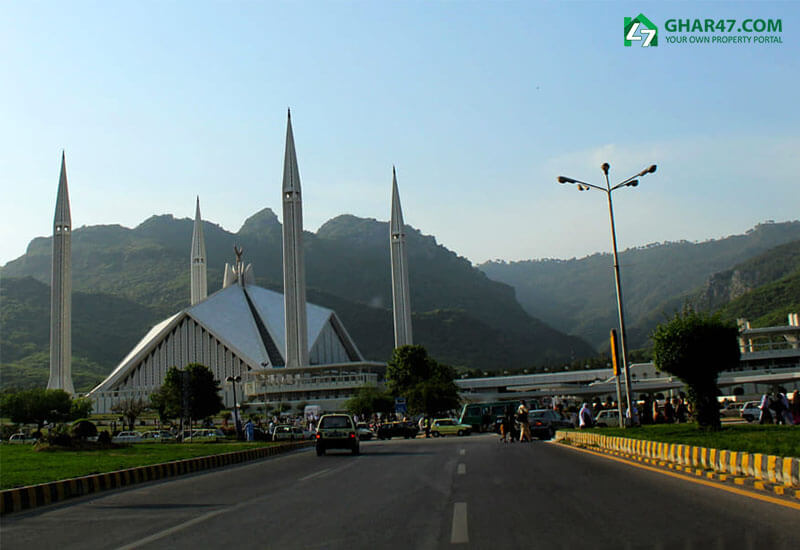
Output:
top-left (2, 434), bottom-right (799, 549)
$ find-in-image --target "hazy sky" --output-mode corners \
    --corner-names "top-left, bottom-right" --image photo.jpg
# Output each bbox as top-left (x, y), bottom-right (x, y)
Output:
top-left (1, 1), bottom-right (798, 267)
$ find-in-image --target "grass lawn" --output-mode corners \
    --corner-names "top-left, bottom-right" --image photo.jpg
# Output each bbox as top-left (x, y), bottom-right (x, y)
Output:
top-left (563, 424), bottom-right (800, 457)
top-left (0, 442), bottom-right (282, 490)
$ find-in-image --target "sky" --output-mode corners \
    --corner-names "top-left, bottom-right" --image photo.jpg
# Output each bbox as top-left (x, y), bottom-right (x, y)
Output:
top-left (1, 1), bottom-right (798, 267)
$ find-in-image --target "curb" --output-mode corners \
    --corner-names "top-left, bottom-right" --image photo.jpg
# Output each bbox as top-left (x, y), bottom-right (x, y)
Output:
top-left (555, 431), bottom-right (800, 501)
top-left (0, 440), bottom-right (313, 516)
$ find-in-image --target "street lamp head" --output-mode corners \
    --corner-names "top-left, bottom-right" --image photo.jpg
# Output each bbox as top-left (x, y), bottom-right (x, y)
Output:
top-left (626, 180), bottom-right (639, 187)
top-left (577, 184), bottom-right (588, 191)
top-left (638, 164), bottom-right (657, 177)
top-left (226, 375), bottom-right (241, 383)
top-left (601, 163), bottom-right (610, 175)
top-left (557, 176), bottom-right (573, 184)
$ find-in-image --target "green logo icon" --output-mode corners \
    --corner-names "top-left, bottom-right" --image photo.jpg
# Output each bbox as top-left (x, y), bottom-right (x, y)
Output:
top-left (625, 14), bottom-right (658, 47)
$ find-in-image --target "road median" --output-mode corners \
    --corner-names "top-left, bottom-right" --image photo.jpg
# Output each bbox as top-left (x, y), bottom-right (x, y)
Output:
top-left (0, 440), bottom-right (313, 516)
top-left (555, 430), bottom-right (800, 501)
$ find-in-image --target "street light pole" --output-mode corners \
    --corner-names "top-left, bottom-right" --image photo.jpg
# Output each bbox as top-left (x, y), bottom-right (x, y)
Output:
top-left (603, 165), bottom-right (633, 423)
top-left (558, 162), bottom-right (657, 427)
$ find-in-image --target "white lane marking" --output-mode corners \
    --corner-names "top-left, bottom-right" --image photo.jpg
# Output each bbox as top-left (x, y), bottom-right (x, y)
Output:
top-left (116, 508), bottom-right (228, 550)
top-left (450, 502), bottom-right (469, 544)
top-left (457, 463), bottom-right (466, 475)
top-left (459, 449), bottom-right (466, 456)
top-left (298, 468), bottom-right (331, 482)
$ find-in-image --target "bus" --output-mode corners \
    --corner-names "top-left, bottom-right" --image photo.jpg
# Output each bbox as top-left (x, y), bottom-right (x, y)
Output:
top-left (458, 400), bottom-right (540, 432)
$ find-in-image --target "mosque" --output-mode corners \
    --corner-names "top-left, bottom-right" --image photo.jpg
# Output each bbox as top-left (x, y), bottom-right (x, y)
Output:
top-left (46, 111), bottom-right (414, 414)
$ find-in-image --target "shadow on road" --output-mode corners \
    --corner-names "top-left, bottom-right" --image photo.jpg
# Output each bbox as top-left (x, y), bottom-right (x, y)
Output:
top-left (318, 450), bottom-right (436, 457)
top-left (92, 503), bottom-right (221, 510)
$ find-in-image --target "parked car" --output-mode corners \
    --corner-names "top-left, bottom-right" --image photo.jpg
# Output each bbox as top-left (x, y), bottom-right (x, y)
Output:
top-left (376, 421), bottom-right (418, 440)
top-left (741, 401), bottom-right (761, 422)
top-left (140, 430), bottom-right (175, 441)
top-left (356, 422), bottom-right (376, 441)
top-left (272, 425), bottom-right (304, 441)
top-left (720, 402), bottom-right (745, 418)
top-left (191, 429), bottom-right (223, 441)
top-left (594, 409), bottom-right (623, 427)
top-left (315, 414), bottom-right (359, 456)
top-left (8, 433), bottom-right (37, 444)
top-left (529, 409), bottom-right (573, 439)
top-left (112, 431), bottom-right (142, 443)
top-left (430, 418), bottom-right (472, 437)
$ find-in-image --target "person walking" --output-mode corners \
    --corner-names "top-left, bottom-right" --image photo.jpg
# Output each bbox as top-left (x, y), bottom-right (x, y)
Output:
top-left (758, 392), bottom-right (773, 424)
top-left (791, 390), bottom-right (800, 425)
top-left (501, 404), bottom-right (515, 443)
top-left (517, 400), bottom-right (531, 442)
top-left (579, 402), bottom-right (593, 429)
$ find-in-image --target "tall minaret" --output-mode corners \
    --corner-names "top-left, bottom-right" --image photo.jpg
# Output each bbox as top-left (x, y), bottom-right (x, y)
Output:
top-left (48, 152), bottom-right (75, 394)
top-left (281, 109), bottom-right (308, 368)
top-left (190, 197), bottom-right (208, 305)
top-left (390, 166), bottom-right (413, 347)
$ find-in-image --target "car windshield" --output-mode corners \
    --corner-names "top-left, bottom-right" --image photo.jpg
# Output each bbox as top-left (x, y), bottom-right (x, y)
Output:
top-left (320, 417), bottom-right (350, 429)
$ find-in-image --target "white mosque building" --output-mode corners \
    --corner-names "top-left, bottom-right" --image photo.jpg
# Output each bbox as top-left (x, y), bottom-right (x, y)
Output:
top-left (87, 112), bottom-right (406, 414)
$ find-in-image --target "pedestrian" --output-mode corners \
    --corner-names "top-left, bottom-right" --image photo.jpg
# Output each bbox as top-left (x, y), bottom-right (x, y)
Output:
top-left (674, 398), bottom-right (688, 423)
top-left (517, 400), bottom-right (531, 442)
top-left (663, 399), bottom-right (675, 423)
top-left (244, 419), bottom-right (254, 441)
top-left (579, 402), bottom-right (593, 429)
top-left (791, 390), bottom-right (800, 425)
top-left (778, 392), bottom-right (793, 425)
top-left (626, 403), bottom-right (640, 427)
top-left (424, 416), bottom-right (432, 438)
top-left (501, 404), bottom-right (515, 443)
top-left (652, 401), bottom-right (664, 424)
top-left (758, 393), bottom-right (773, 424)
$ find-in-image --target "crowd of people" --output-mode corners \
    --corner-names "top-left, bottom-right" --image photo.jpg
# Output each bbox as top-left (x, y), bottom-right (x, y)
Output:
top-left (757, 390), bottom-right (800, 425)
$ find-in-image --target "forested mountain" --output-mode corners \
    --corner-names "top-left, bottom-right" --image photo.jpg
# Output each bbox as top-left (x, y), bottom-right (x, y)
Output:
top-left (479, 221), bottom-right (800, 349)
top-left (1, 210), bottom-right (595, 390)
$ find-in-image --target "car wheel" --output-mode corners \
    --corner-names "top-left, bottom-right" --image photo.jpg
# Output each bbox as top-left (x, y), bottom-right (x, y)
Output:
top-left (352, 445), bottom-right (360, 455)
top-left (457, 430), bottom-right (464, 436)
top-left (432, 431), bottom-right (440, 438)
top-left (316, 446), bottom-right (325, 456)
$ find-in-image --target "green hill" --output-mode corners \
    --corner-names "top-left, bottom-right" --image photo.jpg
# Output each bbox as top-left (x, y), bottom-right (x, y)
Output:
top-left (479, 221), bottom-right (800, 349)
top-left (1, 211), bottom-right (596, 389)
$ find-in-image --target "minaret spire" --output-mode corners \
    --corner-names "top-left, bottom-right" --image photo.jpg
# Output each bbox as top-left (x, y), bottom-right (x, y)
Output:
top-left (390, 166), bottom-right (413, 348)
top-left (281, 110), bottom-right (308, 368)
top-left (190, 196), bottom-right (208, 305)
top-left (48, 151), bottom-right (75, 394)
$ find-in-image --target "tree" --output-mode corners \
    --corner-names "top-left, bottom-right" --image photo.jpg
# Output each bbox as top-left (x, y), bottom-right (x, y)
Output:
top-left (344, 386), bottom-right (394, 418)
top-left (111, 397), bottom-right (148, 430)
top-left (149, 364), bottom-right (224, 423)
top-left (0, 388), bottom-right (73, 431)
top-left (70, 397), bottom-right (93, 419)
top-left (651, 308), bottom-right (740, 430)
top-left (386, 345), bottom-right (461, 417)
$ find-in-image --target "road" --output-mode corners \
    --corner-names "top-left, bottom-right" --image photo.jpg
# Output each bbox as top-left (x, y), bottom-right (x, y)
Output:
top-left (2, 434), bottom-right (799, 549)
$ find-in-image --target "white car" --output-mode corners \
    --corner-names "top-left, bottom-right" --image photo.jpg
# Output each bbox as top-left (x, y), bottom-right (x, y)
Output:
top-left (741, 401), bottom-right (761, 422)
top-left (272, 425), bottom-right (303, 441)
top-left (8, 433), bottom-right (37, 444)
top-left (191, 429), bottom-right (223, 441)
top-left (356, 422), bottom-right (376, 441)
top-left (112, 431), bottom-right (143, 443)
top-left (720, 402), bottom-right (745, 418)
top-left (594, 409), bottom-right (622, 427)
